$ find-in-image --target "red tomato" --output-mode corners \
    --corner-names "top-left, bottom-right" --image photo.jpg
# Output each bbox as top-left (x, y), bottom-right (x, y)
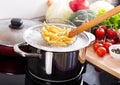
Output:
top-left (103, 42), bottom-right (112, 53)
top-left (95, 28), bottom-right (105, 39)
top-left (106, 28), bottom-right (117, 38)
top-left (99, 25), bottom-right (107, 32)
top-left (96, 47), bottom-right (107, 57)
top-left (93, 42), bottom-right (103, 51)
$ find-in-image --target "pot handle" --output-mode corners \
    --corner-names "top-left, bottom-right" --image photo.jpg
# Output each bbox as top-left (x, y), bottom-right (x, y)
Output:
top-left (13, 42), bottom-right (41, 57)
top-left (85, 31), bottom-right (95, 46)
top-left (78, 32), bottom-right (95, 64)
top-left (45, 52), bottom-right (53, 75)
top-left (78, 47), bottom-right (87, 64)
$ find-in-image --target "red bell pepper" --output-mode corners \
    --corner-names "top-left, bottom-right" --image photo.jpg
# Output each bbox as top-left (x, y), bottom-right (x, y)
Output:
top-left (69, 0), bottom-right (89, 12)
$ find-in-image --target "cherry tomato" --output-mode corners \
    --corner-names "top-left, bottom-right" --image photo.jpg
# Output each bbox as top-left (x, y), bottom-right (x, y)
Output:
top-left (96, 47), bottom-right (107, 57)
top-left (106, 28), bottom-right (117, 38)
top-left (99, 25), bottom-right (107, 32)
top-left (95, 28), bottom-right (105, 39)
top-left (93, 42), bottom-right (103, 51)
top-left (103, 42), bottom-right (112, 53)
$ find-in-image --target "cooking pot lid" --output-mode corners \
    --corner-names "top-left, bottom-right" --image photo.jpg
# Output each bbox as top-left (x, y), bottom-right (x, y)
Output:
top-left (24, 23), bottom-right (91, 52)
top-left (0, 18), bottom-right (41, 46)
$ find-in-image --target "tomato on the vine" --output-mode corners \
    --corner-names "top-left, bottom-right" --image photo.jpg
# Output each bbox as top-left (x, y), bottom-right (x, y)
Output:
top-left (99, 25), bottom-right (107, 32)
top-left (106, 28), bottom-right (117, 38)
top-left (103, 42), bottom-right (112, 53)
top-left (95, 27), bottom-right (105, 39)
top-left (93, 42), bottom-right (103, 51)
top-left (96, 47), bottom-right (107, 57)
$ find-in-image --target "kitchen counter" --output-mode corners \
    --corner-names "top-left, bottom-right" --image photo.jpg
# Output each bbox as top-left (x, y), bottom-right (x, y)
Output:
top-left (85, 45), bottom-right (120, 79)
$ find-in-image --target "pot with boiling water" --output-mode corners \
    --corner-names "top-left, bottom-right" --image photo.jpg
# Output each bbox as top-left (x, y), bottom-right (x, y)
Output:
top-left (14, 23), bottom-right (95, 82)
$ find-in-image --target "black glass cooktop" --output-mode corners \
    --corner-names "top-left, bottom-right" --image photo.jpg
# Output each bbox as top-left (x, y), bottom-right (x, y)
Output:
top-left (0, 55), bottom-right (89, 85)
top-left (0, 57), bottom-right (88, 85)
top-left (0, 73), bottom-right (88, 85)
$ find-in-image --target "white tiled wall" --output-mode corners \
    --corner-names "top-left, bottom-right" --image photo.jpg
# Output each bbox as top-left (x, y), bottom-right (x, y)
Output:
top-left (0, 0), bottom-right (49, 19)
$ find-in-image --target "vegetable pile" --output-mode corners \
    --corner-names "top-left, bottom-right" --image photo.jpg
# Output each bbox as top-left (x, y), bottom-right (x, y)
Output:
top-left (45, 0), bottom-right (91, 23)
top-left (45, 0), bottom-right (120, 57)
top-left (90, 4), bottom-right (120, 57)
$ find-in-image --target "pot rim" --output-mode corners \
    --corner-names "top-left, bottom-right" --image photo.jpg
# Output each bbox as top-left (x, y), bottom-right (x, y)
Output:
top-left (23, 24), bottom-right (93, 52)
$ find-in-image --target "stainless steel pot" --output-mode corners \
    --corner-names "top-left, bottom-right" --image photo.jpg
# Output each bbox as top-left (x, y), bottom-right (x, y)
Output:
top-left (14, 23), bottom-right (95, 81)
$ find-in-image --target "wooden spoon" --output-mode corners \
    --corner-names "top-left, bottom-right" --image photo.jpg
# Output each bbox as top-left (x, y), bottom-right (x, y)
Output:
top-left (68, 5), bottom-right (120, 38)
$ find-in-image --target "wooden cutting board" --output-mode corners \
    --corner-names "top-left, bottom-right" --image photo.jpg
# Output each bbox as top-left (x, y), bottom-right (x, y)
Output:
top-left (85, 45), bottom-right (120, 79)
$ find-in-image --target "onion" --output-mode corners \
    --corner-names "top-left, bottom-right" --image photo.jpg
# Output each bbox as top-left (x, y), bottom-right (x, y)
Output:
top-left (45, 0), bottom-right (73, 23)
